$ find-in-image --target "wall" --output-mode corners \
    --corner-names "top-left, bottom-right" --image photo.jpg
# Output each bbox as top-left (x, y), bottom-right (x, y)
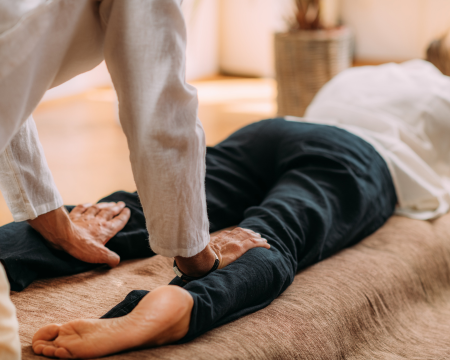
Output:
top-left (342, 0), bottom-right (450, 62)
top-left (218, 0), bottom-right (290, 78)
top-left (183, 0), bottom-right (220, 80)
top-left (219, 0), bottom-right (450, 76)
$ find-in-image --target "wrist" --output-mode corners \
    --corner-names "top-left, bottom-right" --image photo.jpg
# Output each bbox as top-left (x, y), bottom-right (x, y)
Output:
top-left (174, 244), bottom-right (216, 278)
top-left (27, 207), bottom-right (73, 249)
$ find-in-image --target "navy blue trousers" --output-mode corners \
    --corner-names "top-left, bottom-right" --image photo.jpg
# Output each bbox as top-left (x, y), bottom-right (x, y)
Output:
top-left (102, 119), bottom-right (397, 343)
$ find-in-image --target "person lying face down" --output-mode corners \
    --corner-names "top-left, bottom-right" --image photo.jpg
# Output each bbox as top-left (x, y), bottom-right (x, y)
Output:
top-left (31, 118), bottom-right (397, 358)
top-left (32, 59), bottom-right (450, 358)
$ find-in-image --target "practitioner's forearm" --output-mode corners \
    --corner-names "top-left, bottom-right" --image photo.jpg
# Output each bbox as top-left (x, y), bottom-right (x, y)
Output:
top-left (0, 116), bottom-right (63, 222)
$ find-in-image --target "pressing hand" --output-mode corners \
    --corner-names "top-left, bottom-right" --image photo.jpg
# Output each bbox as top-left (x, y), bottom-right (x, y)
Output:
top-left (175, 227), bottom-right (270, 278)
top-left (211, 227), bottom-right (271, 269)
top-left (28, 202), bottom-right (131, 268)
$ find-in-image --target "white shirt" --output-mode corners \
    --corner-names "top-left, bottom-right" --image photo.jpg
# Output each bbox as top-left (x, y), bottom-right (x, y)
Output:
top-left (291, 60), bottom-right (450, 220)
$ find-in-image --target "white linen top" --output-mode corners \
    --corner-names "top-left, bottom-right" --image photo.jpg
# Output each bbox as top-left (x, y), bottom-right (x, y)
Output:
top-left (0, 0), bottom-right (209, 258)
top-left (0, 264), bottom-right (20, 360)
top-left (290, 59), bottom-right (450, 220)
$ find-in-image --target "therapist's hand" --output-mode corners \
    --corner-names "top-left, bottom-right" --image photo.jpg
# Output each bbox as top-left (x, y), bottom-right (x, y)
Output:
top-left (211, 227), bottom-right (271, 269)
top-left (174, 227), bottom-right (270, 278)
top-left (28, 202), bottom-right (130, 268)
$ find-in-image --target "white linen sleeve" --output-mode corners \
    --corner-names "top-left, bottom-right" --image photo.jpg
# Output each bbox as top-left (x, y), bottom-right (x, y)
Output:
top-left (0, 115), bottom-right (63, 222)
top-left (0, 264), bottom-right (20, 360)
top-left (101, 0), bottom-right (210, 257)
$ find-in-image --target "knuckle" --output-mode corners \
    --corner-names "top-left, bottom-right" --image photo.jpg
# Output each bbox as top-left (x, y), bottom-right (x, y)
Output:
top-left (231, 243), bottom-right (242, 251)
top-left (238, 228), bottom-right (255, 236)
top-left (120, 210), bottom-right (130, 218)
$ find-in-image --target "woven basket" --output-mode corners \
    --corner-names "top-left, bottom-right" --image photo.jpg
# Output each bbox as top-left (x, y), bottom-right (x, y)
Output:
top-left (274, 27), bottom-right (353, 117)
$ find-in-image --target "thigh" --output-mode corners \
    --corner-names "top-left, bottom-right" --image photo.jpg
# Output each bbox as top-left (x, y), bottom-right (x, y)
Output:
top-left (238, 120), bottom-right (397, 270)
top-left (205, 119), bottom-right (290, 232)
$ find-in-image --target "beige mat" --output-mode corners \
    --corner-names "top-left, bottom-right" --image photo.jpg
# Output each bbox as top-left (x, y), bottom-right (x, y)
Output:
top-left (12, 214), bottom-right (450, 359)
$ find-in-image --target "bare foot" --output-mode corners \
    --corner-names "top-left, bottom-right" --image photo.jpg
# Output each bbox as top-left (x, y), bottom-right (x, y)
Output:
top-left (32, 286), bottom-right (193, 359)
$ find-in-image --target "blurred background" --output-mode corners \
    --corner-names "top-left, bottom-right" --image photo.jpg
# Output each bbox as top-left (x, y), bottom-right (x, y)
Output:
top-left (1, 0), bottom-right (450, 225)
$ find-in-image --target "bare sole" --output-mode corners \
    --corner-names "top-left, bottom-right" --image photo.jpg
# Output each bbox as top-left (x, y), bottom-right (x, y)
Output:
top-left (32, 285), bottom-right (193, 359)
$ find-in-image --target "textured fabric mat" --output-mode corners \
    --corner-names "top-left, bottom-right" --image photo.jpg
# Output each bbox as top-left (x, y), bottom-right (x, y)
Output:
top-left (12, 214), bottom-right (450, 359)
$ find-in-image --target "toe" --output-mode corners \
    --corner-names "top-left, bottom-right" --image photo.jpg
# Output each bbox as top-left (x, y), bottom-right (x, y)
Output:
top-left (55, 347), bottom-right (73, 359)
top-left (33, 323), bottom-right (61, 343)
top-left (32, 342), bottom-right (46, 354)
top-left (33, 340), bottom-right (55, 354)
top-left (42, 344), bottom-right (58, 357)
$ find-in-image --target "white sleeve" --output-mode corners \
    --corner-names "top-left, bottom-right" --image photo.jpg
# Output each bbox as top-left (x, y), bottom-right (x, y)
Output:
top-left (0, 115), bottom-right (63, 222)
top-left (0, 264), bottom-right (20, 360)
top-left (102, 0), bottom-right (210, 257)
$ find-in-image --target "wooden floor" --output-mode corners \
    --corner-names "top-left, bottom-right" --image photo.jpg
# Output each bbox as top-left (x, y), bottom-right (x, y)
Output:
top-left (0, 78), bottom-right (277, 226)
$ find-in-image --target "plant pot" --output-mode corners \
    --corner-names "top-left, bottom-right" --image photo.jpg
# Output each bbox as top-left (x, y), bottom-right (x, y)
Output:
top-left (274, 26), bottom-right (353, 117)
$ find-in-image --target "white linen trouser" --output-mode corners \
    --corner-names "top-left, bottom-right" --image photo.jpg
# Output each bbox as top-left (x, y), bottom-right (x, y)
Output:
top-left (0, 0), bottom-right (210, 258)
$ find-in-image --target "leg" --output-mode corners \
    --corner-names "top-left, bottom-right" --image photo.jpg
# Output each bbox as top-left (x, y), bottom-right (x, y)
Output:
top-left (0, 191), bottom-right (153, 292)
top-left (181, 120), bottom-right (397, 340)
top-left (205, 120), bottom-right (290, 231)
top-left (33, 120), bottom-right (397, 357)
